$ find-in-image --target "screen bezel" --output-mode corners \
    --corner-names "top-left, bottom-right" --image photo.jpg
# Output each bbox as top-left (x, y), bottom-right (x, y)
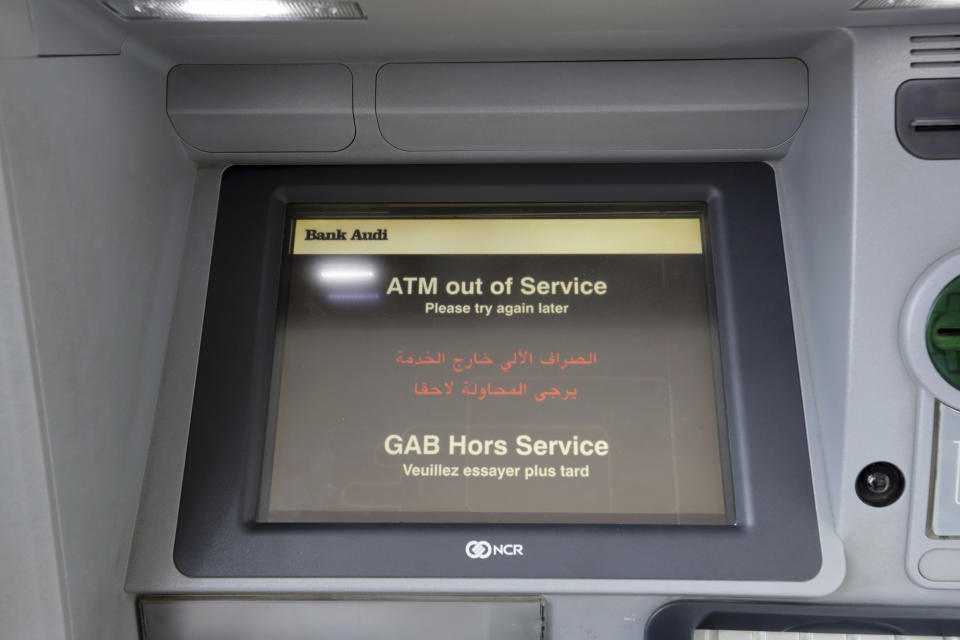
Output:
top-left (259, 204), bottom-right (735, 526)
top-left (174, 163), bottom-right (822, 580)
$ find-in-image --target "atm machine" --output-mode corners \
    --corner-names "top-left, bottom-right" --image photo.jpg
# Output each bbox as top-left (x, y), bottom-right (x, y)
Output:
top-left (3, 1), bottom-right (960, 639)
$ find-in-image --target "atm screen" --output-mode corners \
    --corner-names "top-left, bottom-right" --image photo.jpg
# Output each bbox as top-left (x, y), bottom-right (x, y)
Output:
top-left (260, 204), bottom-right (733, 525)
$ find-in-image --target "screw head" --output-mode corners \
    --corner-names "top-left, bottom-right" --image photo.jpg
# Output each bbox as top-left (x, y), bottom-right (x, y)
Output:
top-left (865, 471), bottom-right (891, 494)
top-left (856, 461), bottom-right (905, 507)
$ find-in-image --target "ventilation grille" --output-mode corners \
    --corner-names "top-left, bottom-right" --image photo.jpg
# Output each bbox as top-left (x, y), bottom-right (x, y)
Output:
top-left (911, 34), bottom-right (960, 69)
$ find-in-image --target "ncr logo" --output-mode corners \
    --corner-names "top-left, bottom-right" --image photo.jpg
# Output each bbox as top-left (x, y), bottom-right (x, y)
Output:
top-left (465, 540), bottom-right (524, 559)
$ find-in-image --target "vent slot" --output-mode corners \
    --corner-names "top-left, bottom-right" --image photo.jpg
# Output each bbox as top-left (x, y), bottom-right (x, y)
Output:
top-left (912, 48), bottom-right (960, 56)
top-left (911, 34), bottom-right (960, 68)
top-left (912, 34), bottom-right (960, 42)
top-left (912, 61), bottom-right (960, 69)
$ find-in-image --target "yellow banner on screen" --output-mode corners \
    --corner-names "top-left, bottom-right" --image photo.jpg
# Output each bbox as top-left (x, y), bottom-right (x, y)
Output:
top-left (292, 217), bottom-right (703, 255)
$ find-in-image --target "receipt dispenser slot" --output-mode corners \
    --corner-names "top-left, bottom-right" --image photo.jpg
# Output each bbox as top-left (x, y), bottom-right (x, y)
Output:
top-left (896, 79), bottom-right (960, 160)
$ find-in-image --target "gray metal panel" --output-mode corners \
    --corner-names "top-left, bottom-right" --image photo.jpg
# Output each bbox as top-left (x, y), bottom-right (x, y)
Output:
top-left (375, 60), bottom-right (807, 152)
top-left (845, 26), bottom-right (960, 594)
top-left (27, 0), bottom-right (124, 56)
top-left (0, 0), bottom-right (37, 58)
top-left (0, 65), bottom-right (68, 640)
top-left (139, 598), bottom-right (543, 640)
top-left (164, 60), bottom-right (804, 165)
top-left (775, 30), bottom-right (855, 526)
top-left (0, 53), bottom-right (196, 640)
top-left (167, 64), bottom-right (355, 153)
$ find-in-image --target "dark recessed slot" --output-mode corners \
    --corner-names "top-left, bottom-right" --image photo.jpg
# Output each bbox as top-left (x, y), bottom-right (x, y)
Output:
top-left (911, 34), bottom-right (960, 42)
top-left (911, 61), bottom-right (960, 68)
top-left (911, 118), bottom-right (960, 132)
top-left (911, 47), bottom-right (960, 55)
top-left (938, 328), bottom-right (960, 336)
top-left (915, 124), bottom-right (960, 132)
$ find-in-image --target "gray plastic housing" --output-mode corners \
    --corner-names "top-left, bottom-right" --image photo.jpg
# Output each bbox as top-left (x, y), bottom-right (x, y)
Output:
top-left (172, 163), bottom-right (821, 582)
top-left (901, 249), bottom-right (960, 585)
top-left (166, 64), bottom-right (355, 153)
top-left (375, 60), bottom-right (808, 152)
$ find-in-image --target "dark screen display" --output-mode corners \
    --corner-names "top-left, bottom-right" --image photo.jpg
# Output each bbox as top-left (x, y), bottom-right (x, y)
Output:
top-left (261, 206), bottom-right (733, 524)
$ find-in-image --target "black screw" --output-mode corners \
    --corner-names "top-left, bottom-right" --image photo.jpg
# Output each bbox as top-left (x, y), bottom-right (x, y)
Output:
top-left (855, 461), bottom-right (905, 507)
